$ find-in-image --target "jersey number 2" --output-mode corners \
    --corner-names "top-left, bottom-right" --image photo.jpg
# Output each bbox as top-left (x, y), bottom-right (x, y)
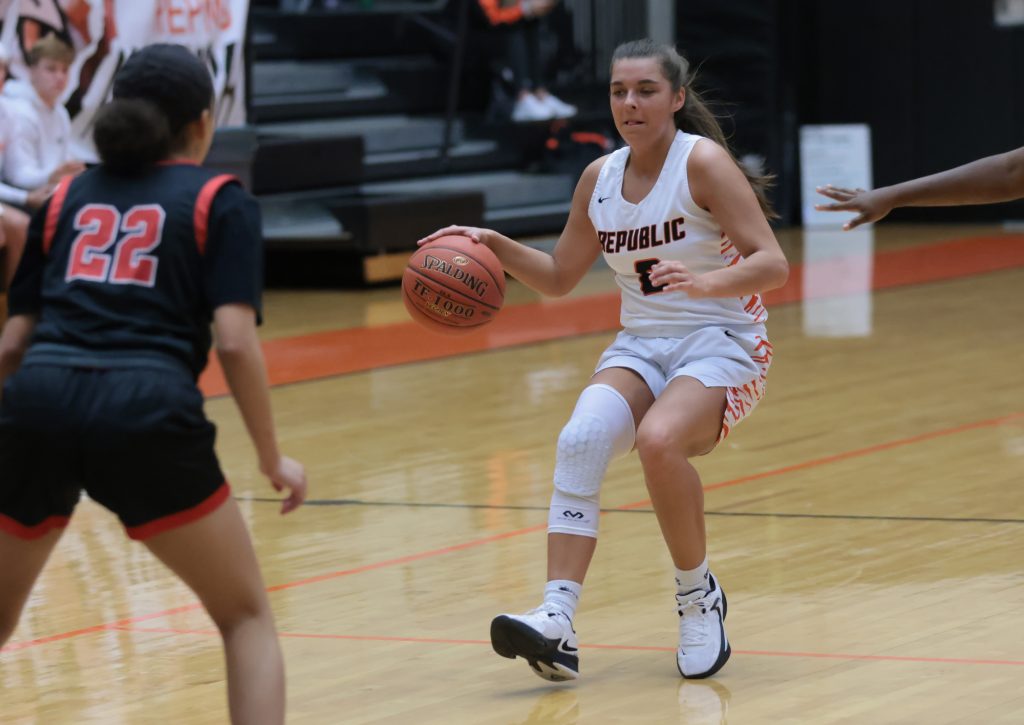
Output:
top-left (66, 204), bottom-right (166, 287)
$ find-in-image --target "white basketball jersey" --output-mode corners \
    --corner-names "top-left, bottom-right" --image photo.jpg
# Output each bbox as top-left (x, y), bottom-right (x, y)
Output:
top-left (588, 130), bottom-right (768, 336)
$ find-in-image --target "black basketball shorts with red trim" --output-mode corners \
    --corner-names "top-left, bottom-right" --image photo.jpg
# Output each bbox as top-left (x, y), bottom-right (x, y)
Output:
top-left (0, 362), bottom-right (229, 540)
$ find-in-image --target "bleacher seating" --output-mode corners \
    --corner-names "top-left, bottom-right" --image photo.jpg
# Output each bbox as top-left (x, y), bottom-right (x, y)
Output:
top-left (213, 0), bottom-right (594, 284)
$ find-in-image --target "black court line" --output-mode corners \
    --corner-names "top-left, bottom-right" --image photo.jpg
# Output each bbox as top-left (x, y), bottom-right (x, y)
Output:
top-left (241, 497), bottom-right (1024, 525)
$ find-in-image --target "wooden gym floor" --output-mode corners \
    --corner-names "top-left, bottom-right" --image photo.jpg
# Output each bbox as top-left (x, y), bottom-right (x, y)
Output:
top-left (2, 223), bottom-right (1023, 724)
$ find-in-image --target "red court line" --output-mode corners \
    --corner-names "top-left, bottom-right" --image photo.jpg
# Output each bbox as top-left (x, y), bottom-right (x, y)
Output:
top-left (0, 624), bottom-right (110, 652)
top-left (615, 411), bottom-right (1024, 510)
top-left (4, 410), bottom-right (1021, 655)
top-left (198, 234), bottom-right (1024, 396)
top-left (0, 603), bottom-right (203, 653)
top-left (109, 625), bottom-right (1024, 668)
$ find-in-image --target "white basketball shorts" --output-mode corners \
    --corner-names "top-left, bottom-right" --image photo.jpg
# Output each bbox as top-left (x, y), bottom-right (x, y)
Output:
top-left (594, 325), bottom-right (774, 442)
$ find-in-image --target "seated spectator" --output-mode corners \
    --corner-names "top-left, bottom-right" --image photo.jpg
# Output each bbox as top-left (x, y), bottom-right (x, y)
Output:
top-left (0, 47), bottom-right (39, 290)
top-left (2, 34), bottom-right (86, 195)
top-left (478, 0), bottom-right (577, 122)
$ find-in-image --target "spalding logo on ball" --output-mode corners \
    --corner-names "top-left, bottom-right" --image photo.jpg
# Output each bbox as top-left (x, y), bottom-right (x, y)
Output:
top-left (402, 235), bottom-right (505, 334)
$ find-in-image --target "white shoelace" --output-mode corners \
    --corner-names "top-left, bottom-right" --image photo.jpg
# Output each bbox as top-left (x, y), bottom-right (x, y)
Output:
top-left (528, 602), bottom-right (565, 617)
top-left (677, 598), bottom-right (711, 648)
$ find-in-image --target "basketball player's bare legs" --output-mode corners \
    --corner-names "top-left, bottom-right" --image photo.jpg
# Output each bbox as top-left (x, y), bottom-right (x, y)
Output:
top-left (491, 367), bottom-right (651, 681)
top-left (143, 496), bottom-right (284, 725)
top-left (635, 375), bottom-right (725, 569)
top-left (636, 375), bottom-right (731, 679)
top-left (0, 527), bottom-right (64, 646)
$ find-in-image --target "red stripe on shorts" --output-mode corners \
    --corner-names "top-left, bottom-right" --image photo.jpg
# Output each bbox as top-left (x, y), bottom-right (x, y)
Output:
top-left (0, 513), bottom-right (71, 540)
top-left (126, 483), bottom-right (231, 540)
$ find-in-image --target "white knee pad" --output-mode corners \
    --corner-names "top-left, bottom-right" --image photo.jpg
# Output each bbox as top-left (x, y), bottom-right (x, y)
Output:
top-left (554, 384), bottom-right (635, 497)
top-left (548, 384), bottom-right (635, 537)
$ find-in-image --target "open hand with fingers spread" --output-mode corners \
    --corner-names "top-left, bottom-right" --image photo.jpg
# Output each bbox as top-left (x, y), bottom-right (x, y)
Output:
top-left (648, 260), bottom-right (711, 298)
top-left (814, 184), bottom-right (894, 230)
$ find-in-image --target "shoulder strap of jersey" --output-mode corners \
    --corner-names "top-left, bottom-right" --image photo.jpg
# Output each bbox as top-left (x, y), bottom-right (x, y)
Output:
top-left (43, 175), bottom-right (75, 255)
top-left (193, 174), bottom-right (240, 255)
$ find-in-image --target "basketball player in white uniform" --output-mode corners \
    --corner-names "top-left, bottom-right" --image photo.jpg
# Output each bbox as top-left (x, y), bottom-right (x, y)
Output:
top-left (420, 39), bottom-right (789, 682)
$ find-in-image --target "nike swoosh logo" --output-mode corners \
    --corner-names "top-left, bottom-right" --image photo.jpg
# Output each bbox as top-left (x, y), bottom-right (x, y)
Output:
top-left (561, 643), bottom-right (578, 653)
top-left (598, 196), bottom-right (610, 203)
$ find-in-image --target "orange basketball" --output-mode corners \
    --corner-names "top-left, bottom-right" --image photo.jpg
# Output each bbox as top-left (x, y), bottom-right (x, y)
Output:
top-left (402, 235), bottom-right (505, 334)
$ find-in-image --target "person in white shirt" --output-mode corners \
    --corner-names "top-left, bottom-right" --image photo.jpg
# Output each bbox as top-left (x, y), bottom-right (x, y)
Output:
top-left (419, 39), bottom-right (789, 683)
top-left (0, 44), bottom-right (44, 287)
top-left (2, 33), bottom-right (85, 196)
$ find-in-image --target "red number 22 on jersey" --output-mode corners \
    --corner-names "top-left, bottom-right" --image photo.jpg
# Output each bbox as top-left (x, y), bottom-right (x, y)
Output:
top-left (66, 204), bottom-right (166, 287)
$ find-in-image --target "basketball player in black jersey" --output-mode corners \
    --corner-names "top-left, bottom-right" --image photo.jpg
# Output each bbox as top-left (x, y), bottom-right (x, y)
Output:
top-left (0, 44), bottom-right (306, 724)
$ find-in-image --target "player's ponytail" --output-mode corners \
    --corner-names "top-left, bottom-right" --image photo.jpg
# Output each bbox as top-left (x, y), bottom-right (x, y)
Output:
top-left (611, 39), bottom-right (778, 220)
top-left (94, 99), bottom-right (172, 174)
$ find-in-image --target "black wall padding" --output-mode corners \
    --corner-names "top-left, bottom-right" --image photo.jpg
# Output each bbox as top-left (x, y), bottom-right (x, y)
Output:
top-left (676, 0), bottom-right (798, 223)
top-left (801, 0), bottom-right (1024, 222)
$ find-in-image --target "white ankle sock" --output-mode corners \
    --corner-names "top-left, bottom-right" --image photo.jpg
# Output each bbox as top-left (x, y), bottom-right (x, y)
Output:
top-left (544, 580), bottom-right (582, 620)
top-left (675, 556), bottom-right (710, 596)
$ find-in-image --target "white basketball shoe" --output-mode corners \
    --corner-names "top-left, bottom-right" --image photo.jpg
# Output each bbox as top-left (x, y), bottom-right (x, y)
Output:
top-left (676, 572), bottom-right (731, 679)
top-left (539, 92), bottom-right (578, 119)
top-left (490, 602), bottom-right (580, 682)
top-left (511, 92), bottom-right (554, 122)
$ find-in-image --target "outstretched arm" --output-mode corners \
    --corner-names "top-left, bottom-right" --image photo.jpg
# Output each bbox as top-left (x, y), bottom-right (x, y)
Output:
top-left (418, 157), bottom-right (606, 298)
top-left (815, 146), bottom-right (1024, 230)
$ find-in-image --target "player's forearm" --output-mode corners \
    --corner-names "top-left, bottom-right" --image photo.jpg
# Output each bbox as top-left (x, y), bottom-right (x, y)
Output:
top-left (484, 231), bottom-right (571, 297)
top-left (0, 345), bottom-right (25, 391)
top-left (884, 148), bottom-right (1024, 209)
top-left (217, 338), bottom-right (281, 473)
top-left (0, 315), bottom-right (36, 393)
top-left (699, 249), bottom-right (789, 298)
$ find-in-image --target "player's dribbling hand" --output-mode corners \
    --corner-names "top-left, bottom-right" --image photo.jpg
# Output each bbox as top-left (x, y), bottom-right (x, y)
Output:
top-left (649, 260), bottom-right (711, 298)
top-left (814, 185), bottom-right (894, 230)
top-left (417, 225), bottom-right (493, 247)
top-left (264, 455), bottom-right (307, 515)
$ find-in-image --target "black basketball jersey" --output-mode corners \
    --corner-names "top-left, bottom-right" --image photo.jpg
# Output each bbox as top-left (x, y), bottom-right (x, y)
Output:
top-left (8, 163), bottom-right (263, 379)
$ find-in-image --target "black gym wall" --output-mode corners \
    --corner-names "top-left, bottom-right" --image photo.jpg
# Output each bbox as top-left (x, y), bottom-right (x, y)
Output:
top-left (677, 0), bottom-right (1024, 224)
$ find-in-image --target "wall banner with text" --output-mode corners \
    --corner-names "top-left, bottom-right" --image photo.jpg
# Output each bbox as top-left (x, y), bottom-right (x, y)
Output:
top-left (1, 0), bottom-right (249, 160)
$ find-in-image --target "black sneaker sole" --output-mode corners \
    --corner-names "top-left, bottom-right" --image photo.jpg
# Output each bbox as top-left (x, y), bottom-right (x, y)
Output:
top-left (490, 615), bottom-right (579, 682)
